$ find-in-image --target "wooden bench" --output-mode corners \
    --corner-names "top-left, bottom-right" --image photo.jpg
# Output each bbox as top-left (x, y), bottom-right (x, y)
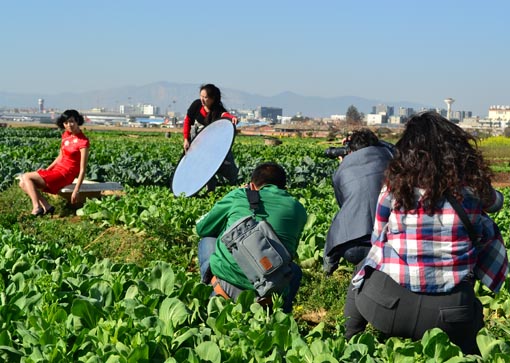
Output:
top-left (59, 179), bottom-right (124, 205)
top-left (16, 175), bottom-right (123, 207)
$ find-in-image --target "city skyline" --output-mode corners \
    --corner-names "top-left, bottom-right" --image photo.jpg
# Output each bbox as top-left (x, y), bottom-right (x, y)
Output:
top-left (1, 1), bottom-right (509, 117)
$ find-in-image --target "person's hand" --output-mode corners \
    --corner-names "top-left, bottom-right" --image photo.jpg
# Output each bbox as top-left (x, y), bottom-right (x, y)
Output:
top-left (183, 139), bottom-right (190, 152)
top-left (71, 190), bottom-right (80, 204)
top-left (231, 117), bottom-right (238, 126)
top-left (323, 261), bottom-right (338, 276)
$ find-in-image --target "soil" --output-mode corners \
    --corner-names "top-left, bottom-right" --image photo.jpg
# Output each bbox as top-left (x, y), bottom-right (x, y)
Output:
top-left (493, 172), bottom-right (510, 188)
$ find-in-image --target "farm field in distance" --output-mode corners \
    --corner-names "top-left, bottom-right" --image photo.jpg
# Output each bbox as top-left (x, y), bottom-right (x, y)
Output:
top-left (1, 125), bottom-right (509, 362)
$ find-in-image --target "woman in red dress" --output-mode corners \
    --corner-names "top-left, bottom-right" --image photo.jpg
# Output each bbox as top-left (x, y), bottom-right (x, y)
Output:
top-left (19, 109), bottom-right (90, 216)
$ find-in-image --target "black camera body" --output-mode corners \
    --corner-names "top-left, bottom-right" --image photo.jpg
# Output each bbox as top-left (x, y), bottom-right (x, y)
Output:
top-left (324, 138), bottom-right (394, 160)
top-left (324, 144), bottom-right (350, 159)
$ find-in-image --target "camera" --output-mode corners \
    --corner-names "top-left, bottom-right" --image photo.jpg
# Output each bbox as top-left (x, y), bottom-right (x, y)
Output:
top-left (324, 144), bottom-right (350, 159)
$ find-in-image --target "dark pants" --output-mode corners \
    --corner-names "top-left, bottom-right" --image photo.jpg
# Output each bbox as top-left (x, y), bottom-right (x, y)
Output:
top-left (324, 237), bottom-right (371, 274)
top-left (191, 124), bottom-right (239, 192)
top-left (344, 268), bottom-right (484, 354)
top-left (206, 150), bottom-right (239, 192)
top-left (341, 243), bottom-right (371, 265)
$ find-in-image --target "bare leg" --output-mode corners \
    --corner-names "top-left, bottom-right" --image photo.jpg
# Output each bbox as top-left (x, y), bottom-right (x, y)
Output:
top-left (19, 172), bottom-right (51, 213)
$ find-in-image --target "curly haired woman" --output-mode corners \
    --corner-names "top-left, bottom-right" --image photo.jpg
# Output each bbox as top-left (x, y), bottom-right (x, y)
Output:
top-left (344, 111), bottom-right (508, 354)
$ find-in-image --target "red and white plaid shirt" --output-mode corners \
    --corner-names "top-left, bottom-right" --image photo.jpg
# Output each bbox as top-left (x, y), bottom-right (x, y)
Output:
top-left (353, 186), bottom-right (508, 293)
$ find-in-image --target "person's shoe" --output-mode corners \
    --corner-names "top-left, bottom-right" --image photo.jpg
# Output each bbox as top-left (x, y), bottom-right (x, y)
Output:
top-left (205, 177), bottom-right (217, 193)
top-left (44, 206), bottom-right (55, 215)
top-left (31, 207), bottom-right (44, 217)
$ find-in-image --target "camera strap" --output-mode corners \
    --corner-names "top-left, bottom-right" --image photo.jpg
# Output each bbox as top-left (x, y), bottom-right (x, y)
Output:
top-left (246, 188), bottom-right (261, 213)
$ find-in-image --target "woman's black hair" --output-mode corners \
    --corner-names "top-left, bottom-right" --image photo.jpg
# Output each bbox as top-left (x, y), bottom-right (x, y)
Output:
top-left (200, 84), bottom-right (226, 123)
top-left (56, 109), bottom-right (84, 129)
top-left (385, 111), bottom-right (494, 213)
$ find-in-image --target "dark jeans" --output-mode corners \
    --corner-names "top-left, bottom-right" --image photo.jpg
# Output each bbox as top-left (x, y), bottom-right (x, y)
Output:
top-left (206, 150), bottom-right (239, 192)
top-left (344, 268), bottom-right (483, 354)
top-left (198, 237), bottom-right (301, 313)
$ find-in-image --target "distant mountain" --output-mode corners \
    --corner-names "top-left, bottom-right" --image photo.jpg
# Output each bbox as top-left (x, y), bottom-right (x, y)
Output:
top-left (0, 81), bottom-right (430, 117)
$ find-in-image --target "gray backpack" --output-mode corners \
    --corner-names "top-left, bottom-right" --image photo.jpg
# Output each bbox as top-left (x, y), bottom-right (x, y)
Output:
top-left (220, 189), bottom-right (293, 297)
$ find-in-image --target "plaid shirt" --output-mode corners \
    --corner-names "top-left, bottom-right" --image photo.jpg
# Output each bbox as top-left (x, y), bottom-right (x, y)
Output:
top-left (353, 186), bottom-right (508, 293)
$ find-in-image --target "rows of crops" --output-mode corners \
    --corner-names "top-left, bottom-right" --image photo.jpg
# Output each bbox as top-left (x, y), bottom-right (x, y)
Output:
top-left (1, 126), bottom-right (509, 362)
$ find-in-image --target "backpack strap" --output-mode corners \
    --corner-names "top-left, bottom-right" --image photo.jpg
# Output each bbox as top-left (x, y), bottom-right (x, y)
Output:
top-left (446, 193), bottom-right (481, 248)
top-left (246, 188), bottom-right (261, 213)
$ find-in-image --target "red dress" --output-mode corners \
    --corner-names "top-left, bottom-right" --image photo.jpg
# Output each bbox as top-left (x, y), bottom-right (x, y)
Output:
top-left (37, 130), bottom-right (90, 194)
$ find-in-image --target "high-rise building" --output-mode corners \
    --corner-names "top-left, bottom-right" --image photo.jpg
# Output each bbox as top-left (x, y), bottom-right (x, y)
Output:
top-left (120, 103), bottom-right (160, 115)
top-left (38, 98), bottom-right (44, 112)
top-left (366, 113), bottom-right (387, 125)
top-left (488, 105), bottom-right (510, 121)
top-left (398, 107), bottom-right (414, 118)
top-left (257, 106), bottom-right (283, 123)
top-left (452, 111), bottom-right (463, 121)
top-left (373, 104), bottom-right (394, 116)
top-left (437, 108), bottom-right (448, 117)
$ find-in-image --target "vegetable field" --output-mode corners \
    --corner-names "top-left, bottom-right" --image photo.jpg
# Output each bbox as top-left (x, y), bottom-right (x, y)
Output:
top-left (1, 126), bottom-right (509, 362)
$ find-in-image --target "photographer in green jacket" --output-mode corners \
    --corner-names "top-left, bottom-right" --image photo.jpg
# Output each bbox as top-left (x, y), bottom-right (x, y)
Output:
top-left (196, 162), bottom-right (307, 312)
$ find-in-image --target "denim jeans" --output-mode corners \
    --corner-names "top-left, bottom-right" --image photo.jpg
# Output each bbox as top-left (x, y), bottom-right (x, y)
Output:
top-left (198, 236), bottom-right (301, 313)
top-left (198, 237), bottom-right (217, 284)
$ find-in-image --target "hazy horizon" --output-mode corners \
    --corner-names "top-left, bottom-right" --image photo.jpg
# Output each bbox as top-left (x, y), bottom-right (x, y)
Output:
top-left (1, 1), bottom-right (508, 116)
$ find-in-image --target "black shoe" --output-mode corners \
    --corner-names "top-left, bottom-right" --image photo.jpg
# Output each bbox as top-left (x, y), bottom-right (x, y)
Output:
top-left (31, 207), bottom-right (44, 217)
top-left (44, 206), bottom-right (55, 215)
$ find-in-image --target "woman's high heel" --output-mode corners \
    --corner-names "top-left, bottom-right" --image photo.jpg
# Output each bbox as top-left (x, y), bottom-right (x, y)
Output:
top-left (44, 206), bottom-right (55, 215)
top-left (31, 207), bottom-right (44, 217)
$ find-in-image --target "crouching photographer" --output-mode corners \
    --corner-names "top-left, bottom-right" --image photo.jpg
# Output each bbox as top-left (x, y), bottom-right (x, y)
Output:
top-left (196, 162), bottom-right (308, 313)
top-left (323, 129), bottom-right (393, 274)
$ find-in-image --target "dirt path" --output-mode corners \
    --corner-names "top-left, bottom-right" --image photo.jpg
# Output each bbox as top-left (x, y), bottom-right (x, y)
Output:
top-left (493, 172), bottom-right (510, 188)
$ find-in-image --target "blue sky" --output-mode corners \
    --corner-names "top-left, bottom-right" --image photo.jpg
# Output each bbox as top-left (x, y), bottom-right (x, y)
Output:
top-left (1, 0), bottom-right (508, 116)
